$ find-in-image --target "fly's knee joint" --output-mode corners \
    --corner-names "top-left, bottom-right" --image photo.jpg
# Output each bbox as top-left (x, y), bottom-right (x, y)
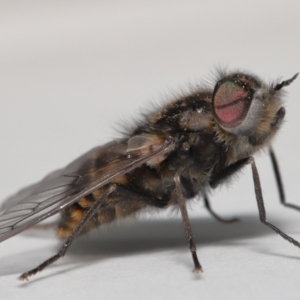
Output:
top-left (247, 156), bottom-right (254, 164)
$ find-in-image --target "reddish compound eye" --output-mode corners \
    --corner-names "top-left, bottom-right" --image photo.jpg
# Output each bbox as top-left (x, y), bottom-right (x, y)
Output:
top-left (213, 81), bottom-right (251, 128)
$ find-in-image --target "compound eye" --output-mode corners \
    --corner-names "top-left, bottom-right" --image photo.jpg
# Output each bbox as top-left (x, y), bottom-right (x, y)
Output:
top-left (212, 74), bottom-right (264, 135)
top-left (213, 81), bottom-right (251, 129)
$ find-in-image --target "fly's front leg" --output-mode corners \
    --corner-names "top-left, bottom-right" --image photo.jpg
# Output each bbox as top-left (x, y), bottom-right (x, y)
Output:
top-left (211, 156), bottom-right (300, 249)
top-left (269, 147), bottom-right (300, 211)
top-left (19, 184), bottom-right (117, 281)
top-left (174, 173), bottom-right (202, 273)
top-left (249, 156), bottom-right (300, 248)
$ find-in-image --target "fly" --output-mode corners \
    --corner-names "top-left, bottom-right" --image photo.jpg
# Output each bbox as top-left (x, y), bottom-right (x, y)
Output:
top-left (0, 70), bottom-right (298, 280)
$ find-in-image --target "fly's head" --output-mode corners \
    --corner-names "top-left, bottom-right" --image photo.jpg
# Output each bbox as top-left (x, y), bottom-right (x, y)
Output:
top-left (212, 72), bottom-right (298, 161)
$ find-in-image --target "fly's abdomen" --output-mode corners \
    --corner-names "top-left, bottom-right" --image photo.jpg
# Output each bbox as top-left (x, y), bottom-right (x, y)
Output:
top-left (56, 182), bottom-right (148, 239)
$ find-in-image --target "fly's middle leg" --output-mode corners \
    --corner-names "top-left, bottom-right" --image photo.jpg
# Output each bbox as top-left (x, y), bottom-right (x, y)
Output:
top-left (174, 173), bottom-right (202, 273)
top-left (203, 195), bottom-right (239, 224)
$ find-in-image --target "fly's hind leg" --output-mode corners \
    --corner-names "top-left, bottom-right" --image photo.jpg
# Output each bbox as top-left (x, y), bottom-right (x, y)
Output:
top-left (18, 184), bottom-right (117, 281)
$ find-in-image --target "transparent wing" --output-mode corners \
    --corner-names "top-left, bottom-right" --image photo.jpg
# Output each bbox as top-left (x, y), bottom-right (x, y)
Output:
top-left (0, 137), bottom-right (176, 242)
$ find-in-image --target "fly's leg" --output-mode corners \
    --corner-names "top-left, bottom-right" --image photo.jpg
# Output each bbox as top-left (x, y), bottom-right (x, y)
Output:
top-left (210, 155), bottom-right (300, 248)
top-left (207, 158), bottom-right (251, 224)
top-left (203, 195), bottom-right (239, 224)
top-left (249, 156), bottom-right (300, 247)
top-left (19, 184), bottom-right (117, 281)
top-left (174, 173), bottom-right (202, 273)
top-left (269, 147), bottom-right (300, 211)
top-left (118, 180), bottom-right (202, 272)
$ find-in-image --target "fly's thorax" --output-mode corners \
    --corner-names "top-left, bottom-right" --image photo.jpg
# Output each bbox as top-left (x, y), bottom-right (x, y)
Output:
top-left (150, 92), bottom-right (214, 133)
top-left (128, 92), bottom-right (216, 168)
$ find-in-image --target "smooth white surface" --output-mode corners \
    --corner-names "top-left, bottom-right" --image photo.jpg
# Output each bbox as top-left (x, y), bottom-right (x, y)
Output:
top-left (0, 1), bottom-right (300, 299)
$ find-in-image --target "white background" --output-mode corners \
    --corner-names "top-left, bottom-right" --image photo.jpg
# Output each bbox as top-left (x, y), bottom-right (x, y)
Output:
top-left (0, 1), bottom-right (300, 299)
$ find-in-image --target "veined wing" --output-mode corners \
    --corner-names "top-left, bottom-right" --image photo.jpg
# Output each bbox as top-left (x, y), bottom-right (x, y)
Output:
top-left (0, 137), bottom-right (176, 242)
